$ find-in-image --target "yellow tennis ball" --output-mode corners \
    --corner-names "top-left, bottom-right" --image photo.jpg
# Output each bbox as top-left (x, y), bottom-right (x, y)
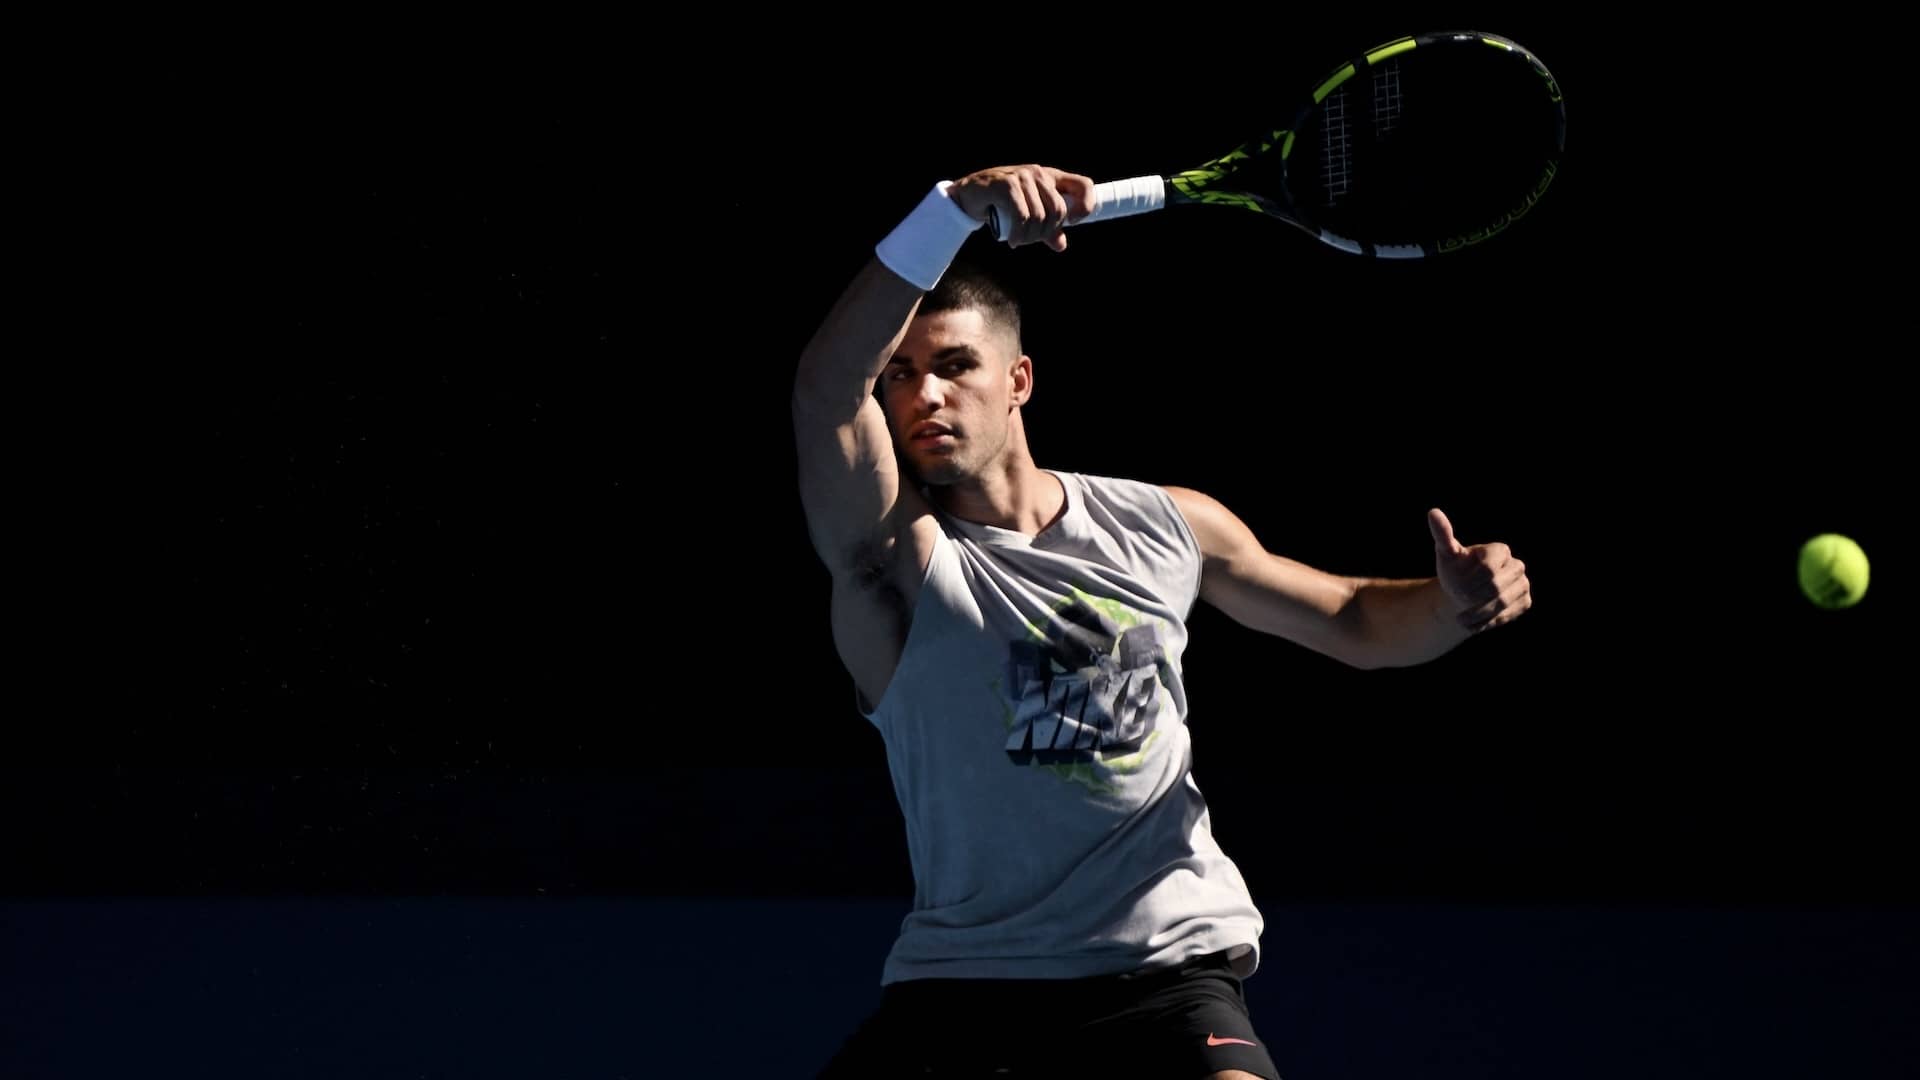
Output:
top-left (1798, 533), bottom-right (1870, 609)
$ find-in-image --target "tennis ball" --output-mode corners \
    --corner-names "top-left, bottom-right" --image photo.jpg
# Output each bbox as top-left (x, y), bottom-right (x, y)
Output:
top-left (1798, 534), bottom-right (1869, 609)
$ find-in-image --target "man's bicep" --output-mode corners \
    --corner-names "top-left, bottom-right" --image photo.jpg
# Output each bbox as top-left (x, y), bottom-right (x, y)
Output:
top-left (794, 395), bottom-right (918, 570)
top-left (1164, 485), bottom-right (1355, 645)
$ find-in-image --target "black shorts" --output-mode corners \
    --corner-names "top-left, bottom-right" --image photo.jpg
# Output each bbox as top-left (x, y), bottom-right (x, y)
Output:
top-left (816, 949), bottom-right (1281, 1078)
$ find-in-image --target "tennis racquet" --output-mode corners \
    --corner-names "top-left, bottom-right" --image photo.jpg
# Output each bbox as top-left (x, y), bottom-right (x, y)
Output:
top-left (988, 30), bottom-right (1566, 258)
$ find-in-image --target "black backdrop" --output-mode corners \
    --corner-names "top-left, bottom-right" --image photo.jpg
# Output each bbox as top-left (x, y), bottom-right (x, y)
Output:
top-left (12, 16), bottom-right (1906, 909)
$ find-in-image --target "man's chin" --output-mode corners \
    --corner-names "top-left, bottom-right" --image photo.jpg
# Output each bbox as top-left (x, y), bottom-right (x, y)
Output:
top-left (899, 450), bottom-right (963, 487)
top-left (916, 460), bottom-right (964, 486)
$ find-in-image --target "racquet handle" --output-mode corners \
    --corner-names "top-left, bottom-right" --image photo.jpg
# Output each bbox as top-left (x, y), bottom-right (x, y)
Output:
top-left (985, 175), bottom-right (1167, 242)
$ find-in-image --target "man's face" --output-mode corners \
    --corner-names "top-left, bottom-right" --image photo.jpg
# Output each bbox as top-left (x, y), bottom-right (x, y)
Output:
top-left (881, 307), bottom-right (1028, 486)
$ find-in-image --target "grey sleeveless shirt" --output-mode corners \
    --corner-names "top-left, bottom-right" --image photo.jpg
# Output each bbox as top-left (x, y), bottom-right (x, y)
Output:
top-left (862, 471), bottom-right (1263, 986)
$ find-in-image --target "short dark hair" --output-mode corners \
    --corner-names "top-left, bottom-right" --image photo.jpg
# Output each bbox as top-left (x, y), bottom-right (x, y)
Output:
top-left (920, 261), bottom-right (1022, 353)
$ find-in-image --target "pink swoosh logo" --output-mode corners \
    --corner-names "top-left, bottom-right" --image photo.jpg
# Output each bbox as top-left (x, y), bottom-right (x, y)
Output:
top-left (1207, 1033), bottom-right (1259, 1047)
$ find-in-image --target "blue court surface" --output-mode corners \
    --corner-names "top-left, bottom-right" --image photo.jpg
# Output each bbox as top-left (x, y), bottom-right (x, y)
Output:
top-left (3, 895), bottom-right (1911, 1077)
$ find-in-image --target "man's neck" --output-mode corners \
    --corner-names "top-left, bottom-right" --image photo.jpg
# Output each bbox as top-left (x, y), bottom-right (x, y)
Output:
top-left (933, 455), bottom-right (1066, 537)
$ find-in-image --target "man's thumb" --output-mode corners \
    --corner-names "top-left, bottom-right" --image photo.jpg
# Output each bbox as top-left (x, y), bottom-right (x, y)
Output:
top-left (1428, 508), bottom-right (1464, 555)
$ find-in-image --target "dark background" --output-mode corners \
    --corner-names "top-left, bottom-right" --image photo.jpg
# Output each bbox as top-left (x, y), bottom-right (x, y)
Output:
top-left (6, 14), bottom-right (1911, 1076)
top-left (20, 13), bottom-right (1902, 902)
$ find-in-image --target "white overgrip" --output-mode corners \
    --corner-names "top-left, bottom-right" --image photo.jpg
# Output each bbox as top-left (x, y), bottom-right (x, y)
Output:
top-left (1079, 175), bottom-right (1168, 226)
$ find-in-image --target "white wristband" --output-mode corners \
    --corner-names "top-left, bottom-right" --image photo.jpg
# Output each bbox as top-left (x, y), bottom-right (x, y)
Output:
top-left (875, 180), bottom-right (983, 291)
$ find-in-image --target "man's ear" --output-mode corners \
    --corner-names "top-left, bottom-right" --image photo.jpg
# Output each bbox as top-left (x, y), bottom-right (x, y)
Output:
top-left (1010, 354), bottom-right (1033, 407)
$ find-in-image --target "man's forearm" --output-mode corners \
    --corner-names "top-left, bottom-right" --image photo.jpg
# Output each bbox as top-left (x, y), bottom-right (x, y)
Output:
top-left (792, 257), bottom-right (923, 418)
top-left (1340, 578), bottom-right (1472, 669)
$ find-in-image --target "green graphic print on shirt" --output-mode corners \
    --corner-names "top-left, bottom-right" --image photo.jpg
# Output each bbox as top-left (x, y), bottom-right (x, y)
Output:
top-left (993, 587), bottom-right (1171, 796)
